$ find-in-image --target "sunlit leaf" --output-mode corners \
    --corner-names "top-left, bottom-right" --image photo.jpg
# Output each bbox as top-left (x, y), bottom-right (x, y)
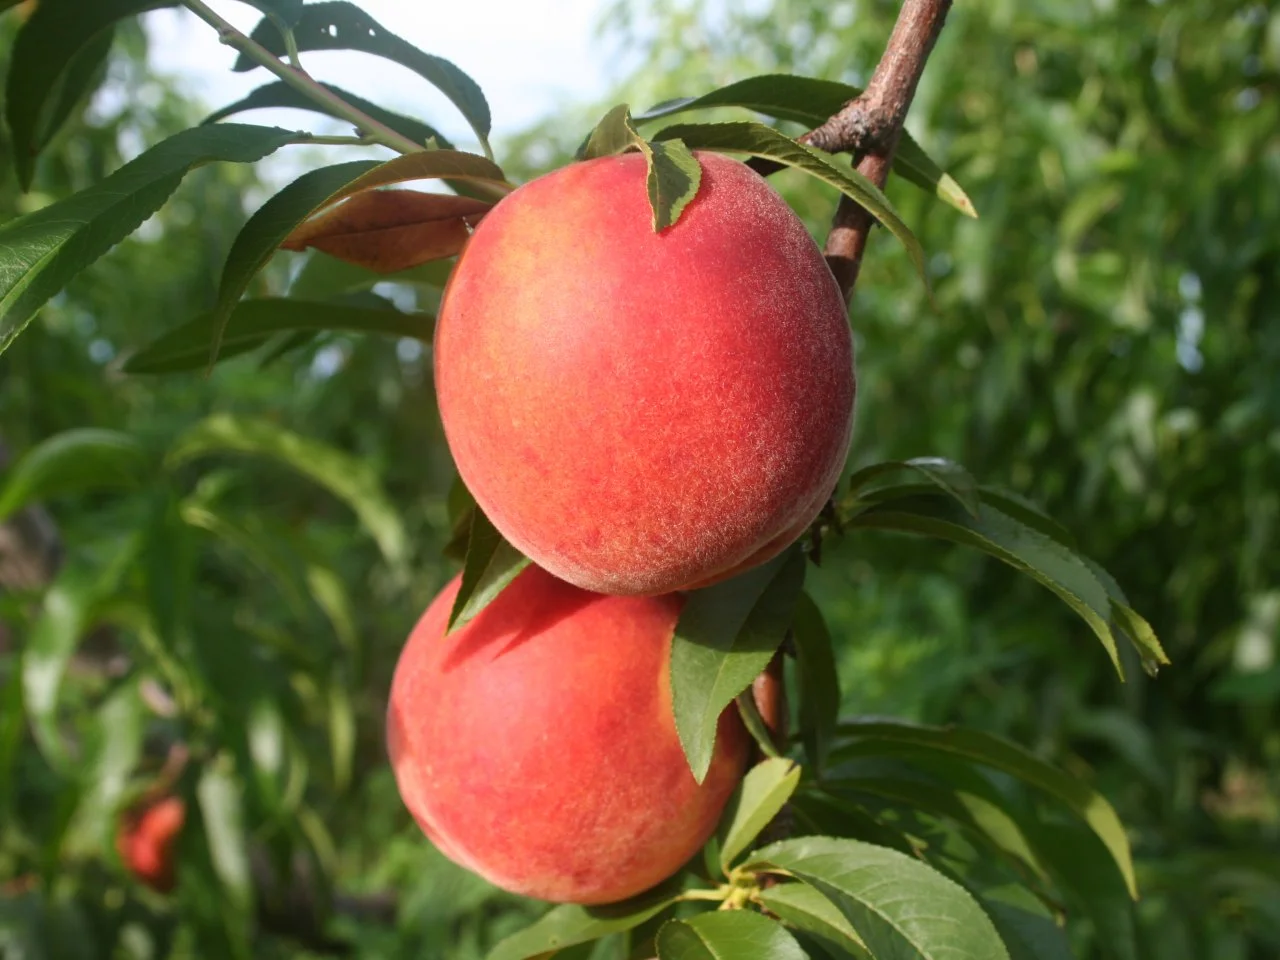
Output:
top-left (656, 910), bottom-right (806, 960)
top-left (717, 757), bottom-right (801, 872)
top-left (487, 886), bottom-right (680, 960)
top-left (447, 508), bottom-right (530, 633)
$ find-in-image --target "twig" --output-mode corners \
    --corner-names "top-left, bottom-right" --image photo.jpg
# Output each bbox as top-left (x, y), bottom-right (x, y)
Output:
top-left (811, 0), bottom-right (953, 300)
top-left (179, 0), bottom-right (426, 156)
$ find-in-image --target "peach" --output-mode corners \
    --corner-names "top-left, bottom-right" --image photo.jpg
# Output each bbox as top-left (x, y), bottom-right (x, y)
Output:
top-left (117, 795), bottom-right (185, 893)
top-left (434, 150), bottom-right (855, 596)
top-left (386, 566), bottom-right (749, 904)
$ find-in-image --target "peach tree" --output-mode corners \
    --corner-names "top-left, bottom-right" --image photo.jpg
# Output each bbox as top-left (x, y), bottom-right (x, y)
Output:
top-left (0, 0), bottom-right (1170, 957)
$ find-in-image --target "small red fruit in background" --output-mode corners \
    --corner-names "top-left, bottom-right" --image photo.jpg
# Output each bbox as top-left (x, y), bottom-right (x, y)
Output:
top-left (116, 795), bottom-right (186, 893)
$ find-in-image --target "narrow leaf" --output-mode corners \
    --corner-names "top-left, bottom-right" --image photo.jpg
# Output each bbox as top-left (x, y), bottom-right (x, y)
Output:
top-left (671, 547), bottom-right (806, 783)
top-left (447, 508), bottom-right (531, 633)
top-left (308, 149), bottom-right (513, 207)
top-left (736, 690), bottom-right (783, 759)
top-left (166, 415), bottom-right (406, 570)
top-left (281, 189), bottom-right (491, 271)
top-left (792, 591), bottom-right (839, 773)
top-left (718, 758), bottom-right (801, 872)
top-left (486, 888), bottom-right (679, 960)
top-left (1031, 823), bottom-right (1138, 960)
top-left (125, 297), bottom-right (430, 374)
top-left (653, 121), bottom-right (929, 288)
top-left (829, 718), bottom-right (1138, 899)
top-left (288, 251), bottom-right (454, 300)
top-left (582, 103), bottom-right (642, 159)
top-left (0, 123), bottom-right (297, 356)
top-left (22, 565), bottom-right (95, 768)
top-left (635, 74), bottom-right (977, 217)
top-left (656, 911), bottom-right (806, 960)
top-left (208, 159), bottom-right (379, 365)
top-left (197, 761), bottom-right (255, 918)
top-left (846, 457), bottom-right (981, 518)
top-left (848, 494), bottom-right (1123, 677)
top-left (234, 1), bottom-right (492, 152)
top-left (744, 836), bottom-right (1011, 960)
top-left (757, 883), bottom-right (872, 960)
top-left (205, 79), bottom-right (452, 149)
top-left (0, 429), bottom-right (144, 521)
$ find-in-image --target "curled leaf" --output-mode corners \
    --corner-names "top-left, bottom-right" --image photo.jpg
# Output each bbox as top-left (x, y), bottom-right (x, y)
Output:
top-left (282, 189), bottom-right (492, 273)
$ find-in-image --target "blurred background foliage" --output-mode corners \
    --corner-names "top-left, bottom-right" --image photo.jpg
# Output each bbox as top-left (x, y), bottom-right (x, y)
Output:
top-left (1, 0), bottom-right (1278, 957)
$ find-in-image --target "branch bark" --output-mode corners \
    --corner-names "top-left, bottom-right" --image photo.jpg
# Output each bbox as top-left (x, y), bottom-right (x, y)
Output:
top-left (811, 0), bottom-right (952, 300)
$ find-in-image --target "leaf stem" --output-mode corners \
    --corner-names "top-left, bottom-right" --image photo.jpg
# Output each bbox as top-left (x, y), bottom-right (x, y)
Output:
top-left (178, 0), bottom-right (426, 155)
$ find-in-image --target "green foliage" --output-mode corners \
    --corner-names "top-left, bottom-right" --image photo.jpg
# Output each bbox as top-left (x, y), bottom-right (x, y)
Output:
top-left (2, 0), bottom-right (1274, 956)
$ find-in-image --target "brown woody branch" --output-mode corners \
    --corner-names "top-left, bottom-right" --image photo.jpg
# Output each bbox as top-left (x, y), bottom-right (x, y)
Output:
top-left (810, 0), bottom-right (952, 300)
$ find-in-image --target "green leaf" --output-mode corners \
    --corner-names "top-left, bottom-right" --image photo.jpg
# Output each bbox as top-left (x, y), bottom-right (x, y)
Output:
top-left (486, 887), bottom-right (679, 960)
top-left (635, 74), bottom-right (976, 218)
top-left (234, 1), bottom-right (492, 153)
top-left (757, 882), bottom-right (872, 960)
top-left (829, 719), bottom-right (1138, 899)
top-left (848, 493), bottom-right (1124, 677)
top-left (197, 760), bottom-right (255, 919)
top-left (288, 251), bottom-right (454, 300)
top-left (206, 160), bottom-right (379, 365)
top-left (735, 689), bottom-right (783, 759)
top-left (825, 772), bottom-right (1049, 884)
top-left (718, 757), bottom-right (801, 872)
top-left (671, 547), bottom-right (806, 784)
top-left (744, 836), bottom-right (1011, 960)
top-left (65, 680), bottom-right (145, 854)
top-left (447, 508), bottom-right (531, 633)
top-left (0, 428), bottom-right (144, 521)
top-left (846, 457), bottom-right (981, 518)
top-left (656, 910), bottom-right (806, 960)
top-left (124, 297), bottom-right (428, 374)
top-left (581, 104), bottom-right (702, 231)
top-left (166, 414), bottom-right (406, 570)
top-left (792, 591), bottom-right (839, 773)
top-left (790, 790), bottom-right (916, 855)
top-left (0, 123), bottom-right (297, 356)
top-left (307, 149), bottom-right (512, 206)
top-left (1029, 823), bottom-right (1138, 960)
top-left (981, 900), bottom-right (1076, 960)
top-left (645, 138), bottom-right (702, 231)
top-left (653, 121), bottom-right (929, 288)
top-left (22, 564), bottom-right (95, 768)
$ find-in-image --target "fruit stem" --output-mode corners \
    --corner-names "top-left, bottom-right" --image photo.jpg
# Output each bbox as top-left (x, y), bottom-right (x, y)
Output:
top-left (178, 0), bottom-right (427, 156)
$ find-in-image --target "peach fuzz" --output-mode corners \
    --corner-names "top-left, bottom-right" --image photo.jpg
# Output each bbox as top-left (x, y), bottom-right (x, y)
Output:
top-left (386, 566), bottom-right (749, 904)
top-left (434, 150), bottom-right (855, 596)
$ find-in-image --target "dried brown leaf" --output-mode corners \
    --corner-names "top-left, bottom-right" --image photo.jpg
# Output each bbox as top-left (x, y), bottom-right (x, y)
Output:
top-left (282, 189), bottom-right (492, 273)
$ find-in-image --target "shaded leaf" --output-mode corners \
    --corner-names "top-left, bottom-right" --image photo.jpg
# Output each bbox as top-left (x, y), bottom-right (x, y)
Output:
top-left (281, 189), bottom-right (491, 271)
top-left (981, 899), bottom-right (1076, 960)
top-left (234, 1), bottom-right (492, 152)
top-left (0, 428), bottom-right (144, 521)
top-left (582, 103), bottom-right (643, 159)
top-left (1030, 823), bottom-right (1138, 960)
top-left (846, 457), bottom-right (981, 518)
top-left (656, 910), bottom-right (806, 960)
top-left (735, 688), bottom-right (784, 759)
top-left (207, 159), bottom-right (379, 365)
top-left (671, 547), bottom-right (806, 783)
top-left (848, 493), bottom-right (1124, 676)
top-left (829, 718), bottom-right (1138, 898)
top-left (125, 297), bottom-right (430, 374)
top-left (718, 757), bottom-right (801, 872)
top-left (635, 74), bottom-right (976, 217)
top-left (757, 882), bottom-right (872, 960)
top-left (791, 788), bottom-right (918, 855)
top-left (447, 508), bottom-right (531, 633)
top-left (308, 149), bottom-right (512, 207)
top-left (792, 591), bottom-right (839, 773)
top-left (0, 123), bottom-right (297, 356)
top-left (166, 414), bottom-right (406, 570)
top-left (205, 79), bottom-right (452, 149)
top-left (487, 887), bottom-right (679, 960)
top-left (653, 121), bottom-right (929, 288)
top-left (288, 251), bottom-right (455, 300)
top-left (744, 836), bottom-right (1011, 960)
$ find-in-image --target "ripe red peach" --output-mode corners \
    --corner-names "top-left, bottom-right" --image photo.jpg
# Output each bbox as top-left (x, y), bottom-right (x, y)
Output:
top-left (116, 795), bottom-right (185, 893)
top-left (386, 566), bottom-right (749, 904)
top-left (434, 151), bottom-right (855, 596)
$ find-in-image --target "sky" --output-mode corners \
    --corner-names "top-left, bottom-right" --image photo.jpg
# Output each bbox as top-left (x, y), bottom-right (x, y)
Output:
top-left (142, 0), bottom-right (621, 155)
